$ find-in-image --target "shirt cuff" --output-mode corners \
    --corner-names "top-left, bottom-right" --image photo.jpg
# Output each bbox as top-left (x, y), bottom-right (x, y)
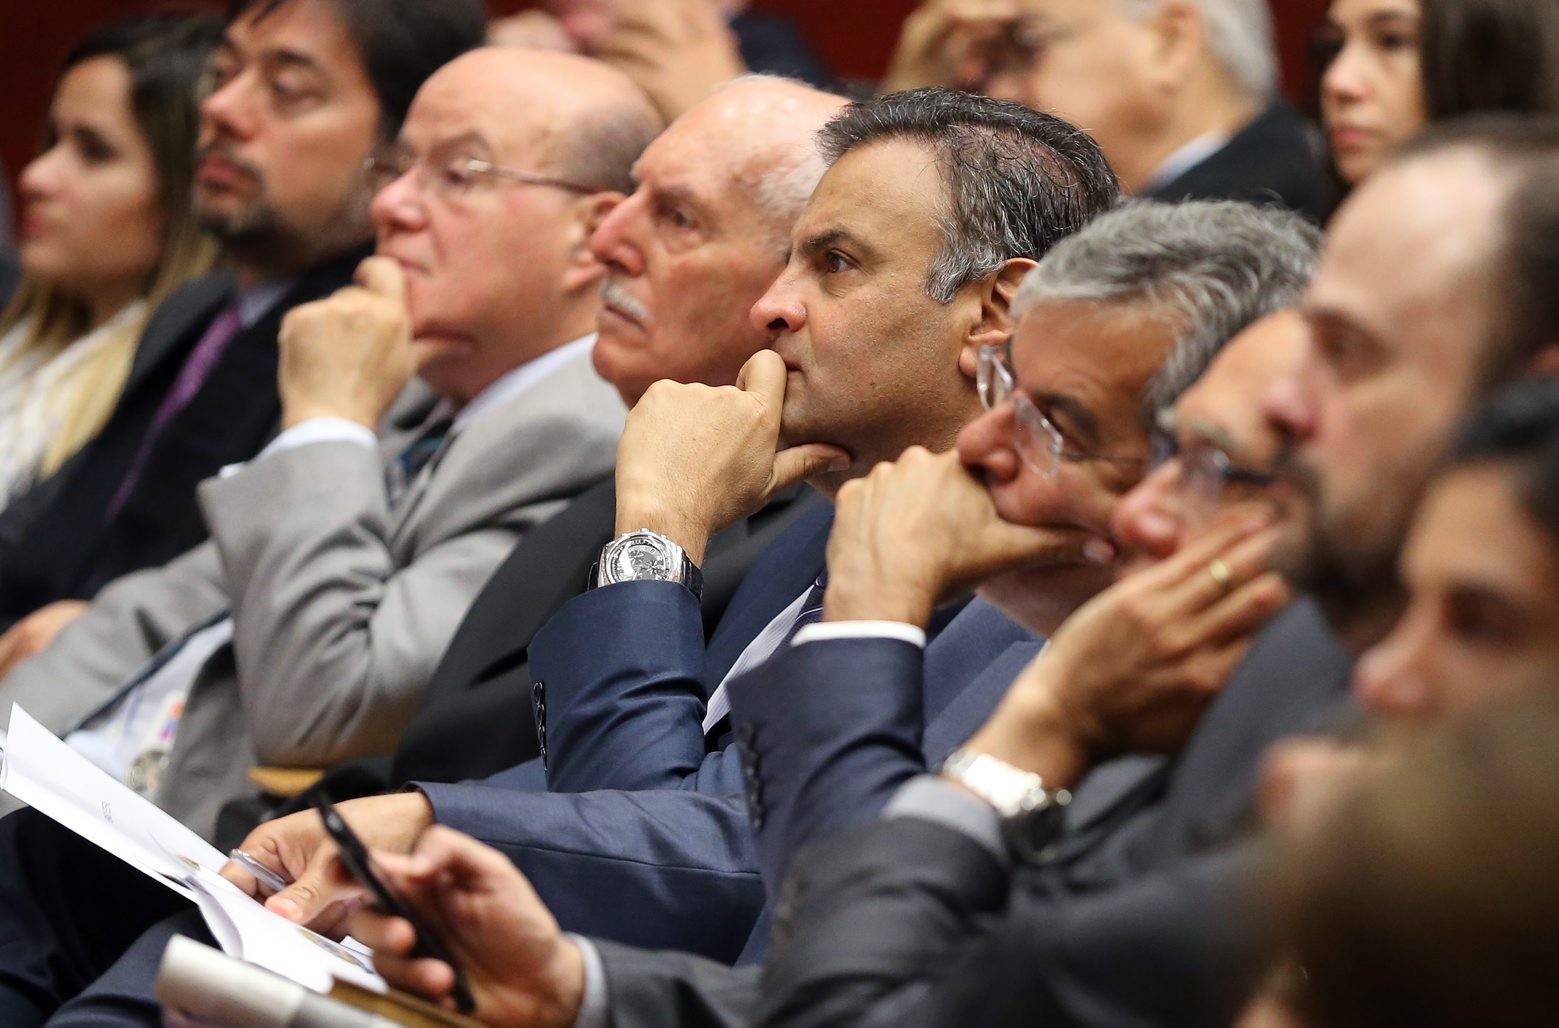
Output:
top-left (219, 417), bottom-right (378, 477)
top-left (884, 774), bottom-right (1009, 868)
top-left (791, 621), bottom-right (927, 648)
top-left (569, 934), bottom-right (610, 1028)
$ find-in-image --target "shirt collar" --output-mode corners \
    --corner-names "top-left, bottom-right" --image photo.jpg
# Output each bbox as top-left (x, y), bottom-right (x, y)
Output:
top-left (1142, 131), bottom-right (1231, 194)
top-left (450, 332), bottom-right (599, 431)
top-left (237, 279), bottom-right (293, 329)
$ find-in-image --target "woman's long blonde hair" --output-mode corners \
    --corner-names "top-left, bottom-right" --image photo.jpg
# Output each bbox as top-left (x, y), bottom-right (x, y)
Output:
top-left (0, 12), bottom-right (222, 479)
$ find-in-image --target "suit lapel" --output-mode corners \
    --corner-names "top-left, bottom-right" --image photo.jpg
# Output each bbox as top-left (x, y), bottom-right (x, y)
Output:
top-left (703, 502), bottom-right (834, 690)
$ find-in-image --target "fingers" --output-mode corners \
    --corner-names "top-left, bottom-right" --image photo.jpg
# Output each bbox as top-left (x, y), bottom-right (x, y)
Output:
top-left (264, 849), bottom-right (357, 925)
top-left (345, 909), bottom-right (419, 956)
top-left (371, 950), bottom-right (458, 1001)
top-left (770, 443), bottom-right (851, 490)
top-left (1184, 570), bottom-right (1292, 649)
top-left (1164, 523), bottom-right (1285, 611)
top-left (355, 255), bottom-right (407, 305)
top-left (734, 349), bottom-right (788, 410)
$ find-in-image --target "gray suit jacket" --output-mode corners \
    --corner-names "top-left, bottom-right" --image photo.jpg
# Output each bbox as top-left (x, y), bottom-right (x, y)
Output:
top-left (0, 348), bottom-right (624, 839)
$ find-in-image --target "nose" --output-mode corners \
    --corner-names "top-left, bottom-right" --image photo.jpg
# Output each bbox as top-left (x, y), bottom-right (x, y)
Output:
top-left (750, 266), bottom-right (805, 336)
top-left (18, 144), bottom-right (64, 202)
top-left (1321, 38), bottom-right (1374, 109)
top-left (956, 402), bottom-right (1022, 483)
top-left (588, 190), bottom-right (646, 277)
top-left (1352, 611), bottom-right (1437, 724)
top-left (1261, 363), bottom-right (1318, 449)
top-left (1110, 461), bottom-right (1183, 563)
top-left (200, 71), bottom-right (260, 143)
top-left (370, 166), bottom-right (428, 235)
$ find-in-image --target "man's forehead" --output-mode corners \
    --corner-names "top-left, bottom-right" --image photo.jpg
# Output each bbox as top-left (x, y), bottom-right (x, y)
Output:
top-left (228, 0), bottom-right (352, 63)
top-left (406, 68), bottom-right (561, 161)
top-left (1327, 154), bottom-right (1507, 303)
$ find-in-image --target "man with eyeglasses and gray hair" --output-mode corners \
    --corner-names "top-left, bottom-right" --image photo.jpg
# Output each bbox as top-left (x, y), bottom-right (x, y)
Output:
top-left (884, 0), bottom-right (1331, 220)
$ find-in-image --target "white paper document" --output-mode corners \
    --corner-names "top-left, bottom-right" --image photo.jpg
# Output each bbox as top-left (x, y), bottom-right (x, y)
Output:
top-left (0, 704), bottom-right (384, 995)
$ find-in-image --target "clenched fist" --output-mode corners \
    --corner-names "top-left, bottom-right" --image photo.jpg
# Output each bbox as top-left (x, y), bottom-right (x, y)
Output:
top-left (614, 350), bottom-right (849, 565)
top-left (277, 256), bottom-right (416, 430)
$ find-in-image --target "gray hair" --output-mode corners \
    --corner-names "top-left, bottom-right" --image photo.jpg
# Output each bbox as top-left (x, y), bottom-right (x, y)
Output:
top-left (817, 88), bottom-right (1121, 303)
top-left (556, 98), bottom-right (664, 195)
top-left (1015, 199), bottom-right (1320, 423)
top-left (1121, 0), bottom-right (1277, 102)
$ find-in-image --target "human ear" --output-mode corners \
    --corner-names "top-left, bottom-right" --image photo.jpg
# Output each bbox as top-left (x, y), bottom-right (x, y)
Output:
top-left (560, 192), bottom-right (623, 292)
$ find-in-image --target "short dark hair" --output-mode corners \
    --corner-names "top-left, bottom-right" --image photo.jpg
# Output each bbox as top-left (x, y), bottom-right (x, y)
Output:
top-left (816, 87), bottom-right (1121, 303)
top-left (1394, 115), bottom-right (1559, 383)
top-left (229, 0), bottom-right (486, 138)
top-left (1449, 376), bottom-right (1559, 546)
top-left (1421, 0), bottom-right (1559, 120)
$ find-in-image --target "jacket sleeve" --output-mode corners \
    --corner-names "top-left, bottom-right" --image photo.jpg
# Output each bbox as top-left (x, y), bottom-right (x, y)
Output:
top-left (757, 817), bottom-right (1264, 1028)
top-left (529, 581), bottom-right (714, 792)
top-left (0, 541), bottom-right (228, 734)
top-left (592, 939), bottom-right (759, 1028)
top-left (417, 779), bottom-right (765, 963)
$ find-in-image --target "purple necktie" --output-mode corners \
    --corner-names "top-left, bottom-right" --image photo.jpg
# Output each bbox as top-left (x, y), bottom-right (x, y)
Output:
top-left (107, 303), bottom-right (244, 521)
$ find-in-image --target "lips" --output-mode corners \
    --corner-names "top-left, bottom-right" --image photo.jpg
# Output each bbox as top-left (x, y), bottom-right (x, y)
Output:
top-left (1328, 124), bottom-right (1377, 149)
top-left (196, 149), bottom-right (257, 190)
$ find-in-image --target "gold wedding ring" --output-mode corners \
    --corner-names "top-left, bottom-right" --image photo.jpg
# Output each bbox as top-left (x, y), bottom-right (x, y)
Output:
top-left (1207, 558), bottom-right (1234, 594)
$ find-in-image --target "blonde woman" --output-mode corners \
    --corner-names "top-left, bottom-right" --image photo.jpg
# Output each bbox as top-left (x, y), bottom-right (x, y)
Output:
top-left (0, 12), bottom-right (221, 506)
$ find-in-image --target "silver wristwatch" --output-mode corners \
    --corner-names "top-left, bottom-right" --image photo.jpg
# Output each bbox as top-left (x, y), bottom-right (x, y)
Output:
top-left (941, 746), bottom-right (1071, 859)
top-left (590, 529), bottom-right (704, 599)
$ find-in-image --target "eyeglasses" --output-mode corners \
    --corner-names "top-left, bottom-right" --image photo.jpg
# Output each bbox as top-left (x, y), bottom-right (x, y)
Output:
top-left (977, 341), bottom-right (1144, 479)
top-left (1149, 419), bottom-right (1277, 521)
top-left (363, 148), bottom-right (605, 202)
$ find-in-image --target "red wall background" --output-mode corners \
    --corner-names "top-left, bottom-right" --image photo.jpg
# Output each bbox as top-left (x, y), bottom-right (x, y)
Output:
top-left (0, 0), bottom-right (1328, 224)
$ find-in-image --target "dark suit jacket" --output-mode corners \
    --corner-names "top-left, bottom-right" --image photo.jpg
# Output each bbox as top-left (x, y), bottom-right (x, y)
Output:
top-left (595, 599), bottom-right (1355, 1026)
top-left (1148, 101), bottom-right (1333, 223)
top-left (413, 503), bottom-right (837, 960)
top-left (0, 249), bottom-right (367, 624)
top-left (415, 575), bottom-right (1027, 964)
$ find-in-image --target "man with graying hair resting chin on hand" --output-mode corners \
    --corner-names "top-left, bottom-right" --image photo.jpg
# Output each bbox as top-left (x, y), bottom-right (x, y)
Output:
top-left (339, 200), bottom-right (1323, 1027)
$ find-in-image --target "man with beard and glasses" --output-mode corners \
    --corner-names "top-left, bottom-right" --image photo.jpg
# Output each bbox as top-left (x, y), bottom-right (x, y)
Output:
top-left (0, 0), bottom-right (485, 650)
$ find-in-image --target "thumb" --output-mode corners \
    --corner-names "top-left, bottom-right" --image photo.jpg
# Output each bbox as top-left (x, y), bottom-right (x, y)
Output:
top-left (355, 255), bottom-right (408, 306)
top-left (734, 350), bottom-right (788, 412)
top-left (266, 854), bottom-right (351, 925)
top-left (770, 443), bottom-right (851, 491)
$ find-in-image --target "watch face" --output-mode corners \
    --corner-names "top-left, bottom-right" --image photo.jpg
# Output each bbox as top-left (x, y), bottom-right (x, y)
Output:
top-left (606, 535), bottom-right (675, 583)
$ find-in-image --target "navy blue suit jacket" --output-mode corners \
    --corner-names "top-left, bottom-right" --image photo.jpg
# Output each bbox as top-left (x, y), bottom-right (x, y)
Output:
top-left (414, 512), bottom-right (1036, 963)
top-left (415, 503), bottom-right (835, 960)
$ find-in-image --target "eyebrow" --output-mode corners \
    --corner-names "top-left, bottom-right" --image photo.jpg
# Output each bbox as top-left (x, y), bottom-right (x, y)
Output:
top-left (797, 228), bottom-right (876, 263)
top-left (1180, 416), bottom-right (1243, 458)
top-left (1032, 391), bottom-right (1100, 443)
top-left (262, 48), bottom-right (329, 77)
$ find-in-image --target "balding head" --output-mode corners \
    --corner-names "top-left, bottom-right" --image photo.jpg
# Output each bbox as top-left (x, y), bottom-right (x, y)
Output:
top-left (588, 75), bottom-right (847, 404)
top-left (371, 47), bottom-right (660, 402)
top-left (416, 47), bottom-right (661, 192)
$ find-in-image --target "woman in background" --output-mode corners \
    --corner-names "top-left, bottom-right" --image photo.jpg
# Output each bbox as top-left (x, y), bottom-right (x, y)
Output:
top-left (0, 12), bottom-right (221, 507)
top-left (1317, 0), bottom-right (1559, 187)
